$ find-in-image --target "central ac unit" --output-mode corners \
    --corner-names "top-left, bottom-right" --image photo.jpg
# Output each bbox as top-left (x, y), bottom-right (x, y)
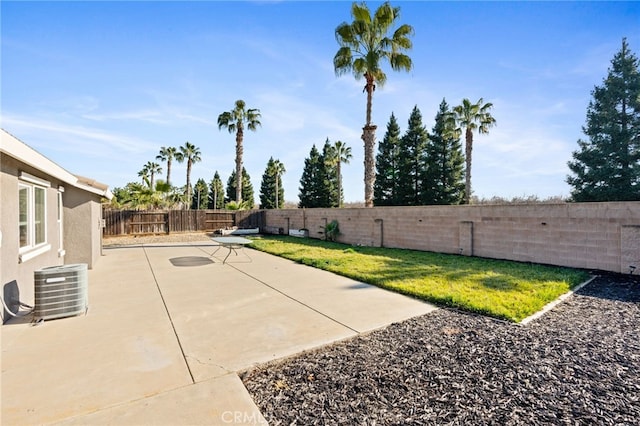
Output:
top-left (34, 264), bottom-right (88, 321)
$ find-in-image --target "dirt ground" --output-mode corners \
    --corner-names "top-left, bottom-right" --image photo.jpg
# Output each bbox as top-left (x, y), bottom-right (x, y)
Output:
top-left (102, 232), bottom-right (213, 246)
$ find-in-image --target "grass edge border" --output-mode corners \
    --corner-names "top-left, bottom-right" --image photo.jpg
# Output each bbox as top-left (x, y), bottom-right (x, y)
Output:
top-left (519, 275), bottom-right (598, 325)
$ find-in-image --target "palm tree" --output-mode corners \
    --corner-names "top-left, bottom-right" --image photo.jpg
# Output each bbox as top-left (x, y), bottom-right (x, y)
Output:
top-left (272, 159), bottom-right (286, 209)
top-left (138, 166), bottom-right (150, 187)
top-left (175, 142), bottom-right (202, 208)
top-left (452, 98), bottom-right (496, 204)
top-left (156, 146), bottom-right (177, 186)
top-left (218, 100), bottom-right (262, 204)
top-left (333, 141), bottom-right (352, 207)
top-left (334, 1), bottom-right (414, 207)
top-left (144, 161), bottom-right (162, 190)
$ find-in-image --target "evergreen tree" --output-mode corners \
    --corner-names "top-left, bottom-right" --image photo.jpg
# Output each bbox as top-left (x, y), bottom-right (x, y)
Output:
top-left (299, 144), bottom-right (331, 208)
top-left (259, 157), bottom-right (286, 209)
top-left (322, 139), bottom-right (340, 207)
top-left (208, 171), bottom-right (225, 209)
top-left (260, 157), bottom-right (276, 209)
top-left (226, 167), bottom-right (255, 208)
top-left (567, 38), bottom-right (640, 201)
top-left (191, 178), bottom-right (209, 210)
top-left (374, 113), bottom-right (402, 205)
top-left (397, 106), bottom-right (429, 205)
top-left (422, 99), bottom-right (465, 204)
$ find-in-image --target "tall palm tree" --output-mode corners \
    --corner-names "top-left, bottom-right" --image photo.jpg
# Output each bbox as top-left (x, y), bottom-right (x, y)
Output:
top-left (175, 142), bottom-right (202, 208)
top-left (272, 159), bottom-right (286, 209)
top-left (144, 161), bottom-right (162, 190)
top-left (334, 1), bottom-right (414, 207)
top-left (452, 98), bottom-right (496, 204)
top-left (218, 100), bottom-right (262, 204)
top-left (156, 146), bottom-right (177, 186)
top-left (333, 141), bottom-right (352, 207)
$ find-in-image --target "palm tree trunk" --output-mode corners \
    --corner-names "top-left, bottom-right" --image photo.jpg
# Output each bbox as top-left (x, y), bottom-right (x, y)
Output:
top-left (365, 74), bottom-right (375, 126)
top-left (363, 74), bottom-right (377, 208)
top-left (275, 173), bottom-right (279, 209)
top-left (464, 128), bottom-right (473, 204)
top-left (186, 161), bottom-right (192, 209)
top-left (236, 128), bottom-right (244, 204)
top-left (362, 125), bottom-right (377, 208)
top-left (167, 161), bottom-right (172, 186)
top-left (337, 162), bottom-right (342, 208)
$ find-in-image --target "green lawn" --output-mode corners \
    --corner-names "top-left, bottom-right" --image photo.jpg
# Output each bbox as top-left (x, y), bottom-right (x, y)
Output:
top-left (248, 235), bottom-right (590, 322)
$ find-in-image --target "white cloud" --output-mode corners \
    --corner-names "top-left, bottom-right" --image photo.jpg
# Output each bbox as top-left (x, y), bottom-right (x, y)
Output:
top-left (82, 109), bottom-right (169, 124)
top-left (1, 114), bottom-right (158, 155)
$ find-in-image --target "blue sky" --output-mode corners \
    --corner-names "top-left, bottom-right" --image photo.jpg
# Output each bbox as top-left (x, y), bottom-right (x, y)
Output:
top-left (2, 1), bottom-right (639, 203)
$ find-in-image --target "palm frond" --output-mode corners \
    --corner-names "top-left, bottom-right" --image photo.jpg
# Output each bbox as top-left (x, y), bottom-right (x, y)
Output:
top-left (351, 57), bottom-right (368, 80)
top-left (334, 47), bottom-right (355, 75)
top-left (351, 2), bottom-right (372, 24)
top-left (389, 53), bottom-right (412, 72)
top-left (373, 2), bottom-right (395, 29)
top-left (335, 22), bottom-right (356, 45)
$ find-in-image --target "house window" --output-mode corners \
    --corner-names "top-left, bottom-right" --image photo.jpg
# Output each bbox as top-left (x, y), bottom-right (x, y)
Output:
top-left (18, 172), bottom-right (51, 261)
top-left (19, 185), bottom-right (29, 246)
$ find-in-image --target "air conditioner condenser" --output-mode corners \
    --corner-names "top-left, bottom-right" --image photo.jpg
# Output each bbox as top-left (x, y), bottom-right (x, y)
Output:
top-left (34, 264), bottom-right (88, 321)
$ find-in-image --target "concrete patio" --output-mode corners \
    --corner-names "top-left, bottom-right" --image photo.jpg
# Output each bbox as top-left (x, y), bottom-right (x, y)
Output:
top-left (2, 241), bottom-right (436, 425)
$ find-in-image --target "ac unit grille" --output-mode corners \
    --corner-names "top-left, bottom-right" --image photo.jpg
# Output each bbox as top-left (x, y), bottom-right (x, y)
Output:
top-left (34, 264), bottom-right (88, 321)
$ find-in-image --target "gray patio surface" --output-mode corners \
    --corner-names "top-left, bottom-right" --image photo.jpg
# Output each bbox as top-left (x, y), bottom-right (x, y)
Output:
top-left (2, 241), bottom-right (437, 425)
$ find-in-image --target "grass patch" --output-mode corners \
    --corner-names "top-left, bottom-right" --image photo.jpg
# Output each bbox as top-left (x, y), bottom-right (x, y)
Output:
top-left (248, 235), bottom-right (590, 322)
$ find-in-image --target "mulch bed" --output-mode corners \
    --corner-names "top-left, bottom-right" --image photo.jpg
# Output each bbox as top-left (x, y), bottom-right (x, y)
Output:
top-left (241, 273), bottom-right (640, 425)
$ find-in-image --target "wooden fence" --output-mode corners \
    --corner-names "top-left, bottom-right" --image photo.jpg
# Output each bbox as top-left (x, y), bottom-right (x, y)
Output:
top-left (103, 209), bottom-right (265, 236)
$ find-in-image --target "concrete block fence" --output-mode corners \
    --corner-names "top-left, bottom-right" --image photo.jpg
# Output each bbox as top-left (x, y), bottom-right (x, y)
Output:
top-left (262, 202), bottom-right (640, 274)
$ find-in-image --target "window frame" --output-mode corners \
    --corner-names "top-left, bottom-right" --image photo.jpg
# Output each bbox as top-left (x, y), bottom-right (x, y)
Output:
top-left (57, 188), bottom-right (65, 257)
top-left (18, 173), bottom-right (51, 262)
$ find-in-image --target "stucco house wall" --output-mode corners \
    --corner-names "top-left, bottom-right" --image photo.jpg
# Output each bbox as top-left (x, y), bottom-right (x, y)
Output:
top-left (63, 182), bottom-right (106, 267)
top-left (1, 129), bottom-right (111, 323)
top-left (1, 155), bottom-right (65, 313)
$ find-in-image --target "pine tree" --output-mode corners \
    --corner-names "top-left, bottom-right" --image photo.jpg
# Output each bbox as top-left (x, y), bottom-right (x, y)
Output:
top-left (567, 38), bottom-right (640, 201)
top-left (422, 99), bottom-right (465, 204)
top-left (191, 178), bottom-right (209, 210)
top-left (299, 144), bottom-right (331, 208)
top-left (322, 139), bottom-right (339, 207)
top-left (208, 171), bottom-right (225, 209)
top-left (260, 158), bottom-right (277, 209)
top-left (259, 157), bottom-right (286, 209)
top-left (374, 113), bottom-right (402, 206)
top-left (397, 106), bottom-right (429, 205)
top-left (226, 167), bottom-right (255, 208)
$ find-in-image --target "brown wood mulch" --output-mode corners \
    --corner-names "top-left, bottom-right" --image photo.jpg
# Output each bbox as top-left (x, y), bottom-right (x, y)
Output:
top-left (241, 273), bottom-right (640, 425)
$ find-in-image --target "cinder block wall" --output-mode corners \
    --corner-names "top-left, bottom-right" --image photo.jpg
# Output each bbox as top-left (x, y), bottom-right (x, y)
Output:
top-left (263, 202), bottom-right (640, 274)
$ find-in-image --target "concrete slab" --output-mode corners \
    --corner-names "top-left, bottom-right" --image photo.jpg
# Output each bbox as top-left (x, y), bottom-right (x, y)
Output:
top-left (54, 374), bottom-right (266, 426)
top-left (227, 248), bottom-right (438, 333)
top-left (2, 241), bottom-right (437, 425)
top-left (142, 245), bottom-right (357, 381)
top-left (2, 247), bottom-right (192, 425)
